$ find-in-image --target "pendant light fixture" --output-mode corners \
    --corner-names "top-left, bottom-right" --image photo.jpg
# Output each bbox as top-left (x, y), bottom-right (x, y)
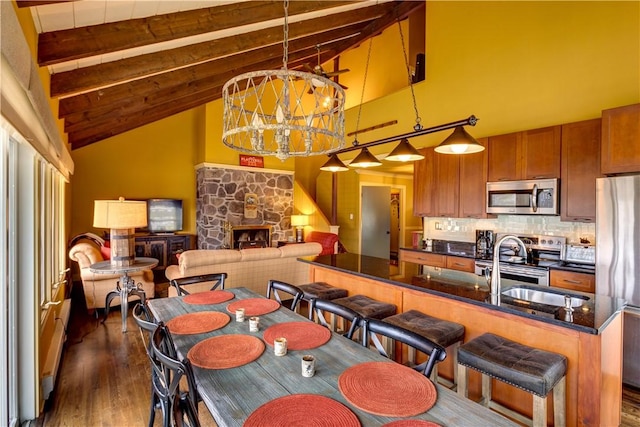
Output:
top-left (385, 138), bottom-right (425, 162)
top-left (349, 147), bottom-right (383, 168)
top-left (221, 0), bottom-right (345, 160)
top-left (434, 125), bottom-right (484, 154)
top-left (320, 153), bottom-right (349, 172)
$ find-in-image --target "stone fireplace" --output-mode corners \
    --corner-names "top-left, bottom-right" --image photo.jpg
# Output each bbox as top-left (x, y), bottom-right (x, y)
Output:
top-left (196, 165), bottom-right (294, 249)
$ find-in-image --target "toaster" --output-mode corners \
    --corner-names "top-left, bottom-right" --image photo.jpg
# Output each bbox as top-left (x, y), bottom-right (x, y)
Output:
top-left (562, 244), bottom-right (596, 265)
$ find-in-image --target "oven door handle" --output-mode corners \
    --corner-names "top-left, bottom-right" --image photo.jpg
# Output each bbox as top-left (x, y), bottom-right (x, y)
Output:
top-left (531, 184), bottom-right (538, 213)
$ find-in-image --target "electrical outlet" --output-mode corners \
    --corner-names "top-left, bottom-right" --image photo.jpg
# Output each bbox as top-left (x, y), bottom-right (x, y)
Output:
top-left (435, 222), bottom-right (442, 230)
top-left (349, 213), bottom-right (354, 220)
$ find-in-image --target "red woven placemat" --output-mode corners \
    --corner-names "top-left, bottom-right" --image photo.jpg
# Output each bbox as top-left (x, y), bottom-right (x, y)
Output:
top-left (382, 421), bottom-right (441, 427)
top-left (226, 298), bottom-right (280, 316)
top-left (338, 361), bottom-right (437, 417)
top-left (183, 290), bottom-right (235, 305)
top-left (165, 311), bottom-right (230, 335)
top-left (188, 334), bottom-right (265, 369)
top-left (263, 322), bottom-right (331, 350)
top-left (244, 394), bottom-right (361, 427)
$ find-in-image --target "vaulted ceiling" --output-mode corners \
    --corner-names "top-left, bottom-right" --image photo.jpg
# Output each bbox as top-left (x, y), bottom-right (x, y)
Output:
top-left (18, 0), bottom-right (425, 150)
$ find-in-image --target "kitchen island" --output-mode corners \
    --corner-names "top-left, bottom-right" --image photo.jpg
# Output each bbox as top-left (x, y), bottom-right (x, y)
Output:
top-left (299, 253), bottom-right (625, 427)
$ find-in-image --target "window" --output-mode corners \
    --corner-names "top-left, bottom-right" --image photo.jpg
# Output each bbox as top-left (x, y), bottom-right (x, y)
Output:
top-left (1, 116), bottom-right (68, 424)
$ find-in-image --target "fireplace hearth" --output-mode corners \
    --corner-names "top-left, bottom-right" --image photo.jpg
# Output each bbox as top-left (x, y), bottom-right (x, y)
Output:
top-left (232, 225), bottom-right (271, 249)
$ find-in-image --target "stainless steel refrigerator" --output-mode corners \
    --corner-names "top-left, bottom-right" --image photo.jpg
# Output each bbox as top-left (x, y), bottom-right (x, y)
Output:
top-left (596, 175), bottom-right (640, 388)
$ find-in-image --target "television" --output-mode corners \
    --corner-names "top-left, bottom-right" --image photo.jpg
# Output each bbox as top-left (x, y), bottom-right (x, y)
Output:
top-left (147, 199), bottom-right (183, 234)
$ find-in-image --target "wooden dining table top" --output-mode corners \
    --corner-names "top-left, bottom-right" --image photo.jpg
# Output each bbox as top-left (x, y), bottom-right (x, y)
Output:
top-left (147, 287), bottom-right (518, 427)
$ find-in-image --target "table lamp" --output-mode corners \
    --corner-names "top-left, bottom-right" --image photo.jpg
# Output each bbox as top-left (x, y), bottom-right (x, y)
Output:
top-left (290, 215), bottom-right (309, 243)
top-left (93, 197), bottom-right (147, 268)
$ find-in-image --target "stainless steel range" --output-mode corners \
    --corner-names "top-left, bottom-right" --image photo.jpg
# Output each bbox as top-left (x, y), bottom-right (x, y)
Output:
top-left (474, 234), bottom-right (566, 286)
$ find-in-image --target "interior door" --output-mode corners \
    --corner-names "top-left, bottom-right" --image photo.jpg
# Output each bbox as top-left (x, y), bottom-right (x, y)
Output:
top-left (361, 186), bottom-right (391, 259)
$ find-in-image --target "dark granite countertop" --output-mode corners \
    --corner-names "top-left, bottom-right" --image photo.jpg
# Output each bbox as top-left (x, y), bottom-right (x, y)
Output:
top-left (548, 262), bottom-right (596, 275)
top-left (300, 253), bottom-right (624, 335)
top-left (401, 240), bottom-right (476, 258)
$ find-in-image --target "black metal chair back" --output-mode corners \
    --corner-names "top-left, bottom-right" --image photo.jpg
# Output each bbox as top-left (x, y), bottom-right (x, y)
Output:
top-left (132, 303), bottom-right (161, 427)
top-left (170, 272), bottom-right (227, 296)
top-left (309, 298), bottom-right (362, 340)
top-left (363, 318), bottom-right (447, 378)
top-left (266, 279), bottom-right (303, 311)
top-left (151, 324), bottom-right (201, 427)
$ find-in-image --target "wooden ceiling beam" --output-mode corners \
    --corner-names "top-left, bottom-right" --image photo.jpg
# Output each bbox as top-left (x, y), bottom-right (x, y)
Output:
top-left (67, 51), bottom-right (320, 150)
top-left (63, 32), bottom-right (355, 138)
top-left (38, 1), bottom-right (357, 66)
top-left (50, 2), bottom-right (396, 97)
top-left (59, 22), bottom-right (367, 120)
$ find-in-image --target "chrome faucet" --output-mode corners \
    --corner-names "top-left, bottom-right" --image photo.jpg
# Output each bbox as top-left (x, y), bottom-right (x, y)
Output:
top-left (489, 235), bottom-right (529, 296)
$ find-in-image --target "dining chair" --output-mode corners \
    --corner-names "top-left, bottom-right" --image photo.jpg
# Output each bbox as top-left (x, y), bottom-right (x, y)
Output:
top-left (170, 272), bottom-right (227, 296)
top-left (151, 324), bottom-right (201, 427)
top-left (309, 298), bottom-right (362, 340)
top-left (266, 279), bottom-right (304, 312)
top-left (362, 318), bottom-right (447, 378)
top-left (132, 303), bottom-right (162, 427)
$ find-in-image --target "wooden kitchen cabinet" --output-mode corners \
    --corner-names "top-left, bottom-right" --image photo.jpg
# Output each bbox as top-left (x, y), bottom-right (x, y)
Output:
top-left (413, 148), bottom-right (435, 216)
top-left (550, 269), bottom-right (595, 293)
top-left (487, 131), bottom-right (521, 181)
top-left (459, 138), bottom-right (488, 218)
top-left (134, 233), bottom-right (194, 281)
top-left (601, 103), bottom-right (640, 174)
top-left (561, 118), bottom-right (602, 222)
top-left (413, 142), bottom-right (488, 219)
top-left (487, 126), bottom-right (561, 181)
top-left (399, 249), bottom-right (446, 267)
top-left (445, 255), bottom-right (475, 273)
top-left (433, 150), bottom-right (460, 217)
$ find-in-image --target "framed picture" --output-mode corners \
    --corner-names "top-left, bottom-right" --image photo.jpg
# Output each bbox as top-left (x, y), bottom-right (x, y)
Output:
top-left (244, 193), bottom-right (258, 218)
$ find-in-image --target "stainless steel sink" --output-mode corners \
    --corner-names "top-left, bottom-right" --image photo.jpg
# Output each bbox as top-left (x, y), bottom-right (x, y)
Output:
top-left (501, 287), bottom-right (589, 307)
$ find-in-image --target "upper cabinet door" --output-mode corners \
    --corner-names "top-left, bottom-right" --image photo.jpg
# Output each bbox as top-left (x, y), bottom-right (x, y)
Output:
top-left (522, 125), bottom-right (561, 179)
top-left (561, 119), bottom-right (602, 222)
top-left (459, 138), bottom-right (488, 218)
top-left (487, 132), bottom-right (522, 181)
top-left (433, 151), bottom-right (460, 218)
top-left (413, 148), bottom-right (435, 216)
top-left (601, 103), bottom-right (640, 175)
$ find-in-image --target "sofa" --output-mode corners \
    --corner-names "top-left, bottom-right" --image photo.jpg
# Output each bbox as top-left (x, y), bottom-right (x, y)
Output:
top-left (165, 242), bottom-right (322, 297)
top-left (68, 242), bottom-right (155, 312)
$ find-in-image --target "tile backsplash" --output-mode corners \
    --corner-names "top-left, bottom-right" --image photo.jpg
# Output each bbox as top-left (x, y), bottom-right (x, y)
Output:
top-left (423, 216), bottom-right (595, 245)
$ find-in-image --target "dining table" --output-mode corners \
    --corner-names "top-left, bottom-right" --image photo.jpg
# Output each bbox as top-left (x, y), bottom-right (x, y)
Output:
top-left (147, 287), bottom-right (518, 427)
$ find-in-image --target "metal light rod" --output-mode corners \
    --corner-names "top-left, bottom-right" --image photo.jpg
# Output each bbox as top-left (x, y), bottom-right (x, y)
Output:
top-left (334, 115), bottom-right (478, 155)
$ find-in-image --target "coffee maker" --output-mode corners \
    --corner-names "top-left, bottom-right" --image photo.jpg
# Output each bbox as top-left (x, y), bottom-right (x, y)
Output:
top-left (475, 230), bottom-right (494, 259)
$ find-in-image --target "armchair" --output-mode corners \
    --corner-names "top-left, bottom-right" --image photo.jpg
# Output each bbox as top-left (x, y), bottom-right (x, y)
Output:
top-left (69, 240), bottom-right (155, 313)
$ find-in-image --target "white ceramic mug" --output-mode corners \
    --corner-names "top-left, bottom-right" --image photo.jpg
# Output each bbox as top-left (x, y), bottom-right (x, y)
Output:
top-left (274, 337), bottom-right (287, 356)
top-left (301, 355), bottom-right (316, 377)
top-left (235, 308), bottom-right (245, 322)
top-left (249, 316), bottom-right (260, 332)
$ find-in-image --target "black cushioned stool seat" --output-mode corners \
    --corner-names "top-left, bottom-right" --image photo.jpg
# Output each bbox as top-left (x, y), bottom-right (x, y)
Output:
top-left (299, 282), bottom-right (348, 302)
top-left (384, 310), bottom-right (464, 387)
top-left (457, 333), bottom-right (567, 427)
top-left (333, 295), bottom-right (397, 320)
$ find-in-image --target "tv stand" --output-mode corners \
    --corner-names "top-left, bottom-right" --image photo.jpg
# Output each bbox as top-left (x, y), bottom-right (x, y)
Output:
top-left (134, 233), bottom-right (194, 282)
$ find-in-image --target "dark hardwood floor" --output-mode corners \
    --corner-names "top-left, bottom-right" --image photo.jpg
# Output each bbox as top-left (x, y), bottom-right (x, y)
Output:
top-left (38, 282), bottom-right (640, 426)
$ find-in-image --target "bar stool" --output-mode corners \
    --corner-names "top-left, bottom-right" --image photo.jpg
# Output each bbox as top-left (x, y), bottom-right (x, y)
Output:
top-left (457, 333), bottom-right (567, 427)
top-left (333, 295), bottom-right (396, 342)
top-left (383, 310), bottom-right (464, 388)
top-left (298, 282), bottom-right (348, 320)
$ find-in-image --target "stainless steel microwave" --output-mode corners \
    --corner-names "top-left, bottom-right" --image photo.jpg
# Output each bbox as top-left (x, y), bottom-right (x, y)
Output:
top-left (486, 178), bottom-right (559, 215)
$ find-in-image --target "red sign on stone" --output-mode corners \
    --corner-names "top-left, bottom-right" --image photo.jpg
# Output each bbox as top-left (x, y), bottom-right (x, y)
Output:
top-left (239, 155), bottom-right (264, 168)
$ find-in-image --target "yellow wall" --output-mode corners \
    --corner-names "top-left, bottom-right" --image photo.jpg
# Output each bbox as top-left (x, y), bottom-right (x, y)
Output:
top-left (69, 108), bottom-right (204, 237)
top-left (311, 0), bottom-right (639, 252)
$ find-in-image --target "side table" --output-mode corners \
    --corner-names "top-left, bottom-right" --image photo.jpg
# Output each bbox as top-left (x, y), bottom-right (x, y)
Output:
top-left (90, 257), bottom-right (158, 332)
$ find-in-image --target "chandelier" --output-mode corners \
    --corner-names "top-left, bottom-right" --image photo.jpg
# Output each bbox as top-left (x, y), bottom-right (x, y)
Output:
top-left (222, 1), bottom-right (345, 161)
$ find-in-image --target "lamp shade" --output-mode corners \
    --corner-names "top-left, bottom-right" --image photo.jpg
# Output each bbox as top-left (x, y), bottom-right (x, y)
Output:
top-left (349, 147), bottom-right (382, 168)
top-left (434, 126), bottom-right (485, 154)
top-left (320, 154), bottom-right (349, 172)
top-left (290, 215), bottom-right (309, 227)
top-left (93, 198), bottom-right (147, 229)
top-left (385, 138), bottom-right (425, 162)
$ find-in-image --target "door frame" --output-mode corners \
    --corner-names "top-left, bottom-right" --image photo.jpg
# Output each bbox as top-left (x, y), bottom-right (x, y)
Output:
top-left (358, 182), bottom-right (406, 256)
